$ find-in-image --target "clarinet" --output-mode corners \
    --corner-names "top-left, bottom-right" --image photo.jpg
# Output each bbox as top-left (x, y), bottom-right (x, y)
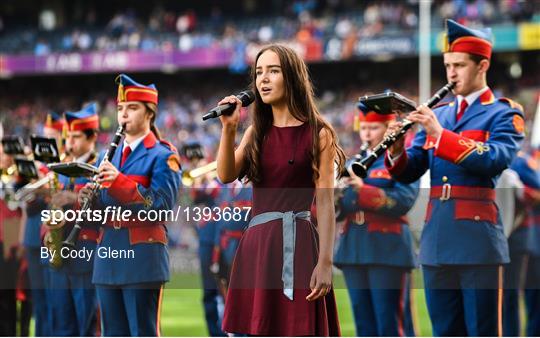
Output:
top-left (63, 124), bottom-right (126, 248)
top-left (341, 142), bottom-right (369, 178)
top-left (351, 82), bottom-right (455, 178)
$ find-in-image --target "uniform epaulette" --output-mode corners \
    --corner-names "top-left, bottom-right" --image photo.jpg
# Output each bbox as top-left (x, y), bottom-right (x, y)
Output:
top-left (498, 97), bottom-right (524, 112)
top-left (159, 139), bottom-right (178, 153)
top-left (433, 101), bottom-right (452, 109)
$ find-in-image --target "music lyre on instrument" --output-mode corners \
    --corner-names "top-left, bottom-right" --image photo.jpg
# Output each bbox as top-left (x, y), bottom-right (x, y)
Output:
top-left (14, 136), bottom-right (62, 203)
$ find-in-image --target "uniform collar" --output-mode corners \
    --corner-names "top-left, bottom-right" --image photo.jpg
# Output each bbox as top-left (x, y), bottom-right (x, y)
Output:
top-left (457, 86), bottom-right (490, 110)
top-left (142, 131), bottom-right (157, 148)
top-left (123, 131), bottom-right (154, 152)
top-left (73, 150), bottom-right (93, 163)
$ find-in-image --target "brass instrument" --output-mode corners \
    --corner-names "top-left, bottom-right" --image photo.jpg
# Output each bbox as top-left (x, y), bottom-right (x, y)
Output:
top-left (182, 161), bottom-right (217, 187)
top-left (2, 164), bottom-right (17, 176)
top-left (1, 165), bottom-right (18, 210)
top-left (44, 170), bottom-right (65, 269)
top-left (14, 172), bottom-right (54, 202)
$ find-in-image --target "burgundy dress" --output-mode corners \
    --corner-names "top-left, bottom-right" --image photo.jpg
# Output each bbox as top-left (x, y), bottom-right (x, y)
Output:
top-left (222, 123), bottom-right (341, 336)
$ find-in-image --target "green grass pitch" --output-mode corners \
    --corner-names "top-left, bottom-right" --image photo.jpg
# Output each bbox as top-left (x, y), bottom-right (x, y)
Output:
top-left (160, 272), bottom-right (434, 336)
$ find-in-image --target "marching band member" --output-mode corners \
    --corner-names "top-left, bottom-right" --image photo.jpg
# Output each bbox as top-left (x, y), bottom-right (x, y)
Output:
top-left (23, 112), bottom-right (66, 336)
top-left (217, 44), bottom-right (344, 336)
top-left (500, 151), bottom-right (540, 336)
top-left (1, 135), bottom-right (36, 336)
top-left (213, 181), bottom-right (252, 280)
top-left (0, 141), bottom-right (21, 336)
top-left (79, 74), bottom-right (181, 336)
top-left (43, 112), bottom-right (67, 155)
top-left (385, 19), bottom-right (525, 336)
top-left (334, 104), bottom-right (419, 336)
top-left (48, 103), bottom-right (100, 336)
top-left (185, 142), bottom-right (226, 337)
top-left (526, 151), bottom-right (540, 336)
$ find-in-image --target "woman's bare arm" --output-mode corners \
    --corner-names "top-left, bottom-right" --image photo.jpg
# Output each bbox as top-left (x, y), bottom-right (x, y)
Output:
top-left (217, 125), bottom-right (252, 183)
top-left (307, 127), bottom-right (336, 301)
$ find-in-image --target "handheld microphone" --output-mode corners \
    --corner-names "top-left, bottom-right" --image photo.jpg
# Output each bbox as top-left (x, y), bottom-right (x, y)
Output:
top-left (202, 90), bottom-right (255, 121)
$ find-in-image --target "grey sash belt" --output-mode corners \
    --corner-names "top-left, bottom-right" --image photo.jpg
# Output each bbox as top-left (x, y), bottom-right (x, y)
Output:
top-left (248, 210), bottom-right (311, 301)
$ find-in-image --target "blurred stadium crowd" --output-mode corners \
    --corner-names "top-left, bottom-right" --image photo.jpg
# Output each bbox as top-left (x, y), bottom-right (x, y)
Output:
top-left (0, 0), bottom-right (538, 55)
top-left (0, 65), bottom-right (538, 162)
top-left (0, 0), bottom-right (538, 159)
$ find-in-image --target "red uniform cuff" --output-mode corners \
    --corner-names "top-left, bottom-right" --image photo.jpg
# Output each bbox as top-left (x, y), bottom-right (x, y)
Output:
top-left (434, 129), bottom-right (477, 164)
top-left (108, 172), bottom-right (145, 204)
top-left (524, 186), bottom-right (540, 203)
top-left (357, 184), bottom-right (387, 210)
top-left (385, 151), bottom-right (408, 176)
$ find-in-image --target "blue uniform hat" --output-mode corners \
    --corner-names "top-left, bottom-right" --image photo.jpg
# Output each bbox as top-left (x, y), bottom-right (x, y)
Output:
top-left (444, 19), bottom-right (493, 59)
top-left (65, 103), bottom-right (99, 131)
top-left (356, 101), bottom-right (396, 123)
top-left (116, 74), bottom-right (158, 104)
top-left (45, 112), bottom-right (66, 132)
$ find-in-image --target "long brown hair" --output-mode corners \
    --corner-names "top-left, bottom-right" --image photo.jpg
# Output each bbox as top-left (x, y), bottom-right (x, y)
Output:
top-left (144, 102), bottom-right (162, 140)
top-left (244, 44), bottom-right (345, 183)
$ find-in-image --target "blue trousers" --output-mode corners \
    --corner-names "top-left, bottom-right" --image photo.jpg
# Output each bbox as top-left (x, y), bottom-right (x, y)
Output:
top-left (26, 248), bottom-right (50, 336)
top-left (48, 268), bottom-right (97, 336)
top-left (199, 242), bottom-right (225, 336)
top-left (96, 283), bottom-right (163, 336)
top-left (403, 273), bottom-right (417, 337)
top-left (342, 265), bottom-right (410, 336)
top-left (423, 264), bottom-right (502, 337)
top-left (502, 251), bottom-right (527, 336)
top-left (525, 255), bottom-right (540, 336)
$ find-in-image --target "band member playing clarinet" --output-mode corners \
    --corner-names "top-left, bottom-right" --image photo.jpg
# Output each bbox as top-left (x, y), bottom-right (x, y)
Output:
top-left (79, 74), bottom-right (181, 336)
top-left (217, 44), bottom-right (344, 336)
top-left (334, 105), bottom-right (418, 336)
top-left (385, 19), bottom-right (525, 336)
top-left (48, 103), bottom-right (100, 336)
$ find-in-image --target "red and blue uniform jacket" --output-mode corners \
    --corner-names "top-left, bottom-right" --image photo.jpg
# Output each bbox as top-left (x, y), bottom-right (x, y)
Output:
top-left (334, 155), bottom-right (418, 269)
top-left (92, 132), bottom-right (181, 285)
top-left (385, 89), bottom-right (524, 265)
top-left (508, 152), bottom-right (540, 255)
top-left (192, 178), bottom-right (223, 246)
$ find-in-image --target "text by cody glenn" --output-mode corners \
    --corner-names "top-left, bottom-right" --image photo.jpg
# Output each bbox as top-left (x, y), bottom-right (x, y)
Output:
top-left (41, 205), bottom-right (252, 225)
top-left (41, 246), bottom-right (135, 263)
